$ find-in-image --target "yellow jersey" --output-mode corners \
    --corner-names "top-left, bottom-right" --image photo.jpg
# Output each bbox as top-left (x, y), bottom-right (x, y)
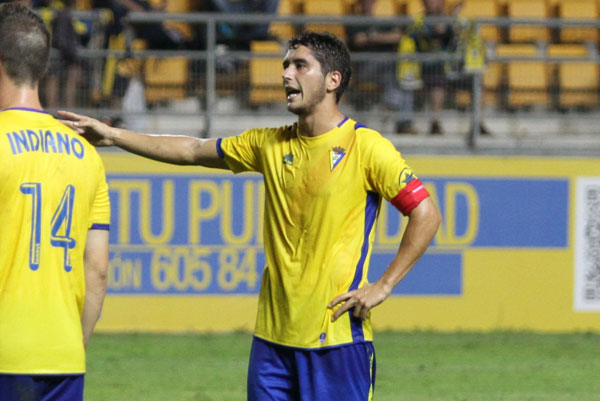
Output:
top-left (0, 108), bottom-right (110, 374)
top-left (219, 117), bottom-right (429, 348)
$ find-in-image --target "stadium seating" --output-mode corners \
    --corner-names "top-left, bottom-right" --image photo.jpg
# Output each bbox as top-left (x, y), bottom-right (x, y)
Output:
top-left (303, 0), bottom-right (346, 40)
top-left (76, 0), bottom-right (92, 10)
top-left (482, 60), bottom-right (503, 106)
top-left (455, 60), bottom-right (503, 108)
top-left (558, 0), bottom-right (598, 43)
top-left (446, 0), bottom-right (464, 13)
top-left (507, 0), bottom-right (550, 42)
top-left (459, 0), bottom-right (501, 42)
top-left (269, 0), bottom-right (298, 41)
top-left (144, 58), bottom-right (189, 103)
top-left (547, 44), bottom-right (598, 108)
top-left (249, 41), bottom-right (286, 105)
top-left (372, 0), bottom-right (398, 16)
top-left (496, 44), bottom-right (549, 107)
top-left (341, 0), bottom-right (358, 14)
top-left (404, 0), bottom-right (424, 15)
top-left (139, 0), bottom-right (196, 104)
top-left (160, 0), bottom-right (196, 43)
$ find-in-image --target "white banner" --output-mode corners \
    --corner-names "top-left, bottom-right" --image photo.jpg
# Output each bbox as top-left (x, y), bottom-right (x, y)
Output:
top-left (574, 178), bottom-right (600, 312)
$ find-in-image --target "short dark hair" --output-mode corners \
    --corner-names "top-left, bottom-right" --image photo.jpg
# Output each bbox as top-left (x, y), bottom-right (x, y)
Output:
top-left (287, 31), bottom-right (352, 103)
top-left (0, 3), bottom-right (50, 86)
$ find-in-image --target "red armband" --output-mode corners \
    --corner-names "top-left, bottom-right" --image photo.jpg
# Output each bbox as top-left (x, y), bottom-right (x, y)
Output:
top-left (391, 178), bottom-right (429, 216)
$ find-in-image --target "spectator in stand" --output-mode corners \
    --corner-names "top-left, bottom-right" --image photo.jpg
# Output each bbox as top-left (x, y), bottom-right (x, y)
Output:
top-left (44, 0), bottom-right (82, 108)
top-left (208, 0), bottom-right (279, 49)
top-left (412, 0), bottom-right (455, 135)
top-left (93, 0), bottom-right (189, 49)
top-left (347, 0), bottom-right (417, 134)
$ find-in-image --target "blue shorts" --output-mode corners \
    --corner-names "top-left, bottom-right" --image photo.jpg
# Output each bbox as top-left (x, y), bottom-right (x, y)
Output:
top-left (247, 337), bottom-right (376, 401)
top-left (0, 374), bottom-right (84, 401)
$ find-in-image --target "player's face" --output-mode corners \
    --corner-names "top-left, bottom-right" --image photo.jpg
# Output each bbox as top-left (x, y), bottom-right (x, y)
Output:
top-left (282, 45), bottom-right (327, 116)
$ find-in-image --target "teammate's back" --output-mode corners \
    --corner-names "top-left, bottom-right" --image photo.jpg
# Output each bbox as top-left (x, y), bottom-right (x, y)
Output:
top-left (0, 4), bottom-right (111, 400)
top-left (0, 108), bottom-right (110, 373)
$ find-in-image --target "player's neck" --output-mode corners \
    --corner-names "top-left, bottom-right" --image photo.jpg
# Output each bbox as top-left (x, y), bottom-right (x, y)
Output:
top-left (297, 103), bottom-right (345, 138)
top-left (0, 76), bottom-right (43, 111)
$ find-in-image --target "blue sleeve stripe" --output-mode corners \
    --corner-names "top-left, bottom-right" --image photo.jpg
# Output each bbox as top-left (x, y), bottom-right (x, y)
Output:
top-left (90, 223), bottom-right (110, 231)
top-left (348, 191), bottom-right (379, 342)
top-left (216, 138), bottom-right (225, 158)
top-left (354, 122), bottom-right (368, 130)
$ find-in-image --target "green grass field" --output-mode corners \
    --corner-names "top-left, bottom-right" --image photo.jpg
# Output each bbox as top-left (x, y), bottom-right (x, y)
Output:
top-left (85, 331), bottom-right (600, 401)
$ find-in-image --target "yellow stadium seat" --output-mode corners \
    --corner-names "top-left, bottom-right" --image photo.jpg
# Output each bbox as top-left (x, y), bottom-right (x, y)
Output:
top-left (507, 0), bottom-right (550, 42)
top-left (76, 0), bottom-right (92, 10)
top-left (460, 0), bottom-right (501, 42)
top-left (559, 0), bottom-right (599, 42)
top-left (446, 0), bottom-right (464, 13)
top-left (496, 44), bottom-right (548, 106)
top-left (454, 62), bottom-right (503, 107)
top-left (404, 0), bottom-right (424, 15)
top-left (341, 0), bottom-right (357, 13)
top-left (161, 0), bottom-right (195, 41)
top-left (144, 58), bottom-right (188, 103)
top-left (138, 0), bottom-right (199, 104)
top-left (483, 61), bottom-right (503, 105)
top-left (249, 41), bottom-right (286, 104)
top-left (547, 44), bottom-right (598, 107)
top-left (304, 0), bottom-right (346, 39)
top-left (269, 0), bottom-right (298, 41)
top-left (372, 0), bottom-right (398, 16)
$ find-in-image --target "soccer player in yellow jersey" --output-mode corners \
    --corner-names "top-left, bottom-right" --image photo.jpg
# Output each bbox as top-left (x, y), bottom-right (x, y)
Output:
top-left (0, 4), bottom-right (111, 401)
top-left (61, 32), bottom-right (441, 401)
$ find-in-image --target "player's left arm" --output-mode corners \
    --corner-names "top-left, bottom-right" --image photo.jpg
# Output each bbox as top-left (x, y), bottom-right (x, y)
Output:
top-left (81, 228), bottom-right (109, 348)
top-left (329, 197), bottom-right (440, 321)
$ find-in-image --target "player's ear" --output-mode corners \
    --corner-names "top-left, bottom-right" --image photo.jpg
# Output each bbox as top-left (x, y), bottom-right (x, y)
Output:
top-left (326, 70), bottom-right (342, 93)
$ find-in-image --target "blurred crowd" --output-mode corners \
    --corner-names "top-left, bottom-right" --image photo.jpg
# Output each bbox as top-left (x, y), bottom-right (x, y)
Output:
top-left (2, 0), bottom-right (487, 135)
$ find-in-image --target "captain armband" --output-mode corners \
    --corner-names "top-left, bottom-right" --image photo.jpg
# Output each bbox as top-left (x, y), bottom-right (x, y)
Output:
top-left (390, 179), bottom-right (430, 216)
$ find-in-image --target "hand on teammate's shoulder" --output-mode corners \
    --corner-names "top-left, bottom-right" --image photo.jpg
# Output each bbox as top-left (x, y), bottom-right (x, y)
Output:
top-left (57, 110), bottom-right (116, 147)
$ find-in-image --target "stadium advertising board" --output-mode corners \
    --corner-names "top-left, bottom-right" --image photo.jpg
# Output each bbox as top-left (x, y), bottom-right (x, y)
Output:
top-left (96, 154), bottom-right (600, 332)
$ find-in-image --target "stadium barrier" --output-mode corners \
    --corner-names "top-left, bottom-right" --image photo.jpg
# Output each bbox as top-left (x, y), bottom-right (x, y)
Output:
top-left (41, 11), bottom-right (600, 154)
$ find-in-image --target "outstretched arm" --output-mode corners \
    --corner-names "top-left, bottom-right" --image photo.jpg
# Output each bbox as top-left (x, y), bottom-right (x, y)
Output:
top-left (58, 111), bottom-right (229, 169)
top-left (329, 197), bottom-right (441, 321)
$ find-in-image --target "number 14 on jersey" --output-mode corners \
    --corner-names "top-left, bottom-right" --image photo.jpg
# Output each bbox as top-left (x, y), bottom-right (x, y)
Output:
top-left (20, 183), bottom-right (77, 272)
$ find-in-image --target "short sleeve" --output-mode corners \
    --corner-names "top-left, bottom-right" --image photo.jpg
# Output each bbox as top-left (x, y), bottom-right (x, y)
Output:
top-left (360, 129), bottom-right (429, 216)
top-left (88, 158), bottom-right (111, 230)
top-left (219, 128), bottom-right (271, 174)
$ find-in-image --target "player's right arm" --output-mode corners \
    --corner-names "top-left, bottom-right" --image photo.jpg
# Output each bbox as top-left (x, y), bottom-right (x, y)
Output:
top-left (58, 110), bottom-right (228, 169)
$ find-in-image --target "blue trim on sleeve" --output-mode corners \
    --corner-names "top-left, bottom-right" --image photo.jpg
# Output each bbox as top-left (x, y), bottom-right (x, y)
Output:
top-left (337, 116), bottom-right (349, 127)
top-left (216, 138), bottom-right (225, 158)
top-left (90, 223), bottom-right (110, 230)
top-left (348, 191), bottom-right (380, 342)
top-left (354, 122), bottom-right (368, 129)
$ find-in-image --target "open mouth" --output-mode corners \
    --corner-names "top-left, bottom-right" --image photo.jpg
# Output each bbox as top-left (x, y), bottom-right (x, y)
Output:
top-left (285, 87), bottom-right (301, 101)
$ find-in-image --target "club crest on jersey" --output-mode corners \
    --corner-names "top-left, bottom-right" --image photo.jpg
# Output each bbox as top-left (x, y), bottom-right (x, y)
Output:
top-left (283, 153), bottom-right (294, 166)
top-left (399, 167), bottom-right (416, 185)
top-left (329, 146), bottom-right (345, 171)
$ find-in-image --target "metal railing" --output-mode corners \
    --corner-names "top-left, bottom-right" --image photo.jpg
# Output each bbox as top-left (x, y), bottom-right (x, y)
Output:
top-left (45, 10), bottom-right (600, 155)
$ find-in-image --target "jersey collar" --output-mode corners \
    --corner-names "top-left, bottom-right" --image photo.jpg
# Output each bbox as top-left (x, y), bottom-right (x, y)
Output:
top-left (1, 107), bottom-right (49, 114)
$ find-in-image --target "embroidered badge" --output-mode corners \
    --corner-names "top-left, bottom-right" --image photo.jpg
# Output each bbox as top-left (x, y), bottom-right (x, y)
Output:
top-left (319, 332), bottom-right (326, 343)
top-left (399, 167), bottom-right (416, 186)
top-left (329, 146), bottom-right (345, 171)
top-left (283, 153), bottom-right (294, 166)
